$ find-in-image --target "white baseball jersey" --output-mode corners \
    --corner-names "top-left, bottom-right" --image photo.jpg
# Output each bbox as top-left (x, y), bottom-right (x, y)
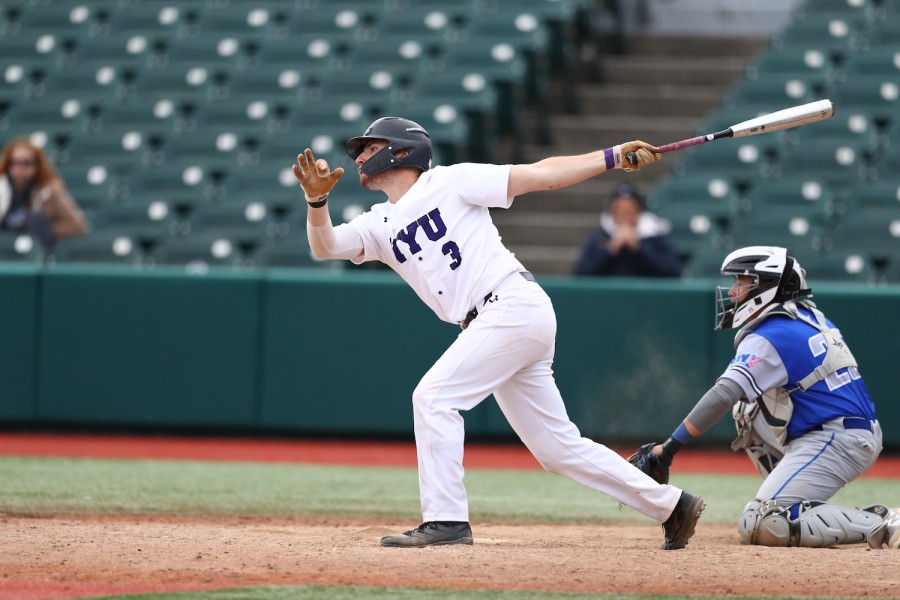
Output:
top-left (346, 163), bottom-right (526, 324)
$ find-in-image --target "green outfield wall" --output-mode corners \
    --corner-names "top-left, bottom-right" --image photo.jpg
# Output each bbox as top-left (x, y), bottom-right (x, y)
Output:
top-left (2, 264), bottom-right (898, 447)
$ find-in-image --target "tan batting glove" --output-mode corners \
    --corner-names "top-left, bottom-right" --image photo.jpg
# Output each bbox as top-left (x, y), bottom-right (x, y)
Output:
top-left (618, 141), bottom-right (662, 172)
top-left (292, 148), bottom-right (345, 202)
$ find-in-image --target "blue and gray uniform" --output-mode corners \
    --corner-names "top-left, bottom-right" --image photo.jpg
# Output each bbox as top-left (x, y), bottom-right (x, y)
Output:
top-left (721, 301), bottom-right (881, 505)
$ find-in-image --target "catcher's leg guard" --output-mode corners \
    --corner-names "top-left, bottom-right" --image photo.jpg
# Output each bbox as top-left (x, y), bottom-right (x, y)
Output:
top-left (738, 500), bottom-right (888, 547)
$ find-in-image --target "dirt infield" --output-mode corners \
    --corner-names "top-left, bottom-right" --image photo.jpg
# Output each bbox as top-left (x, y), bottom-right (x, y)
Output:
top-left (3, 516), bottom-right (900, 599)
top-left (2, 434), bottom-right (900, 599)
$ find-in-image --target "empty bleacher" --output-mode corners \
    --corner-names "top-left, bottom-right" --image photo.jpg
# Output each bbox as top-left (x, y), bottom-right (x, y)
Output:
top-left (1, 0), bottom-right (899, 283)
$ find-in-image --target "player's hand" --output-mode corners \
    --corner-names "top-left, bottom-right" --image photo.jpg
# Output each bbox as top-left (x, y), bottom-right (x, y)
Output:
top-left (620, 141), bottom-right (661, 172)
top-left (292, 148), bottom-right (344, 201)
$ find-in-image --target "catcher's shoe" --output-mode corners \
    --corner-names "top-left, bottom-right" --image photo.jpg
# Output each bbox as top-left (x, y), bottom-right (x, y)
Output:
top-left (661, 491), bottom-right (705, 550)
top-left (380, 521), bottom-right (473, 547)
top-left (865, 505), bottom-right (900, 549)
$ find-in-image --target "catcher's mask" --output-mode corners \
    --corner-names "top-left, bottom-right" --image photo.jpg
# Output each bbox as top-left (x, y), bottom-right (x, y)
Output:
top-left (345, 116), bottom-right (432, 178)
top-left (715, 246), bottom-right (811, 330)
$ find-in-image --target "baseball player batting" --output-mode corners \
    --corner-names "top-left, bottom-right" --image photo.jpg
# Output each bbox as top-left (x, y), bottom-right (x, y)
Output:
top-left (629, 246), bottom-right (900, 549)
top-left (293, 116), bottom-right (705, 549)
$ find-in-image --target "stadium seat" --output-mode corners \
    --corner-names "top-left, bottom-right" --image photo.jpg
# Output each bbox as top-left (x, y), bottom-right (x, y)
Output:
top-left (722, 73), bottom-right (828, 110)
top-left (50, 231), bottom-right (143, 266)
top-left (0, 31), bottom-right (67, 73)
top-left (165, 34), bottom-right (258, 70)
top-left (771, 14), bottom-right (872, 53)
top-left (835, 178), bottom-right (900, 214)
top-left (343, 32), bottom-right (437, 74)
top-left (13, 3), bottom-right (94, 37)
top-left (867, 15), bottom-right (900, 47)
top-left (69, 31), bottom-right (159, 67)
top-left (105, 4), bottom-right (200, 38)
top-left (55, 162), bottom-right (123, 211)
top-left (826, 208), bottom-right (900, 262)
top-left (286, 4), bottom-right (379, 39)
top-left (60, 129), bottom-right (150, 178)
top-left (830, 73), bottom-right (900, 120)
top-left (40, 60), bottom-right (139, 102)
top-left (249, 239), bottom-right (326, 269)
top-left (222, 67), bottom-right (305, 103)
top-left (254, 34), bottom-right (353, 76)
top-left (744, 47), bottom-right (836, 80)
top-left (647, 174), bottom-right (740, 220)
top-left (780, 141), bottom-right (869, 186)
top-left (739, 176), bottom-right (836, 225)
top-left (130, 64), bottom-right (217, 102)
top-left (122, 164), bottom-right (225, 211)
top-left (97, 96), bottom-right (188, 136)
top-left (150, 233), bottom-right (249, 269)
top-left (794, 251), bottom-right (879, 284)
top-left (160, 129), bottom-right (243, 168)
top-left (727, 213), bottom-right (828, 255)
top-left (182, 203), bottom-right (276, 244)
top-left (193, 4), bottom-right (289, 38)
top-left (0, 233), bottom-right (42, 263)
top-left (841, 47), bottom-right (900, 76)
top-left (3, 96), bottom-right (99, 141)
top-left (88, 201), bottom-right (178, 246)
top-left (378, 5), bottom-right (467, 39)
top-left (646, 175), bottom-right (738, 266)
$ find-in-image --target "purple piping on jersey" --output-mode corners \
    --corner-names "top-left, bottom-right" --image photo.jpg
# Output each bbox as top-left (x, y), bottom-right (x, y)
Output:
top-left (603, 147), bottom-right (615, 170)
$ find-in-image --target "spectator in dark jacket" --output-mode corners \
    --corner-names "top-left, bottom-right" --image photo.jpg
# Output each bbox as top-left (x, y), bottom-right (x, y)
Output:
top-left (573, 183), bottom-right (681, 278)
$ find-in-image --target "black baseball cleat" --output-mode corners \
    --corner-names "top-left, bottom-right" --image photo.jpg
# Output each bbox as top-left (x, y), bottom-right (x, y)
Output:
top-left (661, 491), bottom-right (706, 550)
top-left (380, 521), bottom-right (473, 547)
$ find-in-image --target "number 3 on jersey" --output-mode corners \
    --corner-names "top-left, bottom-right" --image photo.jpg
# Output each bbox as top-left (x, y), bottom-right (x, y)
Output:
top-left (391, 208), bottom-right (461, 270)
top-left (807, 330), bottom-right (860, 391)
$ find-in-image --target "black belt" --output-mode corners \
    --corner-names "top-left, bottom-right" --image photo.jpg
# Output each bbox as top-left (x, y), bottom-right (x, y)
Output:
top-left (460, 271), bottom-right (535, 330)
top-left (811, 417), bottom-right (873, 432)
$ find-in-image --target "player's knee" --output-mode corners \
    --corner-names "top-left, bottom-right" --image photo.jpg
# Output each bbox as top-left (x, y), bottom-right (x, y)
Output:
top-left (737, 499), bottom-right (792, 547)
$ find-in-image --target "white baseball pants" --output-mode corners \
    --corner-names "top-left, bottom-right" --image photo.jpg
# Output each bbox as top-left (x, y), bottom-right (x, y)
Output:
top-left (412, 272), bottom-right (682, 524)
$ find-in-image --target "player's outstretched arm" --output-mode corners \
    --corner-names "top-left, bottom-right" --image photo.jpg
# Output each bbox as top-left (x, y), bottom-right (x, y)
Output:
top-left (507, 141), bottom-right (660, 198)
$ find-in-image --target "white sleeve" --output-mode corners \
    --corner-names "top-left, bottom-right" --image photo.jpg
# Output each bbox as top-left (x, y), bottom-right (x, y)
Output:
top-left (442, 163), bottom-right (513, 209)
top-left (306, 218), bottom-right (364, 261)
top-left (719, 333), bottom-right (789, 400)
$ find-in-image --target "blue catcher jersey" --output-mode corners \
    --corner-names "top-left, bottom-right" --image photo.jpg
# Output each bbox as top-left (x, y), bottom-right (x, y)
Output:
top-left (721, 305), bottom-right (876, 440)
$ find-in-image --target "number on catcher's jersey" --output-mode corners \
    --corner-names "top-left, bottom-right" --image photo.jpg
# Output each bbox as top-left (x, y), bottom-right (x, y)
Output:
top-left (807, 330), bottom-right (860, 391)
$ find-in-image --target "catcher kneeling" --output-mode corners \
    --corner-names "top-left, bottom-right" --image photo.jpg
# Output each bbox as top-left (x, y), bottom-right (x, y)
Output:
top-left (629, 246), bottom-right (899, 548)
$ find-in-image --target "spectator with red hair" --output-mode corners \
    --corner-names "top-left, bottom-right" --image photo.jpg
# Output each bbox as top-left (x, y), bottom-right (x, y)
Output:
top-left (0, 137), bottom-right (87, 250)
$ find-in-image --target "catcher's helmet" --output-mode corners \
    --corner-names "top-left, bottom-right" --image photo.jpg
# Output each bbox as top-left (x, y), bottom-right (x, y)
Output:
top-left (345, 116), bottom-right (432, 177)
top-left (715, 246), bottom-right (811, 330)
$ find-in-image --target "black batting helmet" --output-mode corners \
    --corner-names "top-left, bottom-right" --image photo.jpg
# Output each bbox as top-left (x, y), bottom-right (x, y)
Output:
top-left (345, 116), bottom-right (432, 177)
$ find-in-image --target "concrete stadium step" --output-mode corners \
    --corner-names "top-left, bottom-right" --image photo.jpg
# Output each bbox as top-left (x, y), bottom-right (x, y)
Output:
top-left (623, 35), bottom-right (769, 58)
top-left (524, 115), bottom-right (698, 153)
top-left (598, 56), bottom-right (752, 87)
top-left (548, 83), bottom-right (728, 117)
top-left (502, 245), bottom-right (580, 276)
top-left (493, 211), bottom-right (597, 248)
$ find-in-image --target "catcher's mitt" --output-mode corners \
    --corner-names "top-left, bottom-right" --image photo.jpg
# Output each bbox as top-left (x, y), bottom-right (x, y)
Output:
top-left (627, 442), bottom-right (670, 485)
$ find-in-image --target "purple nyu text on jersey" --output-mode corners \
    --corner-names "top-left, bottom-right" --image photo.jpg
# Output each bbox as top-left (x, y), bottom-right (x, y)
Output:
top-left (730, 354), bottom-right (763, 369)
top-left (391, 208), bottom-right (457, 268)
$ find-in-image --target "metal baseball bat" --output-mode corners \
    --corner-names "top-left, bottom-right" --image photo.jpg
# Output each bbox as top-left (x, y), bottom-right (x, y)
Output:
top-left (625, 99), bottom-right (835, 166)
